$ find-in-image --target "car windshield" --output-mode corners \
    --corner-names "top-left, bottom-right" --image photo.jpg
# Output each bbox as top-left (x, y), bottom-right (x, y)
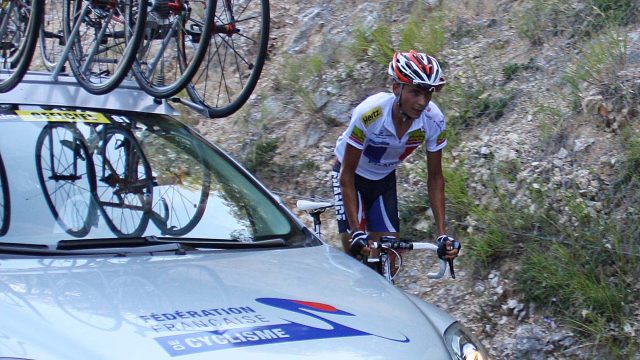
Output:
top-left (0, 104), bottom-right (306, 248)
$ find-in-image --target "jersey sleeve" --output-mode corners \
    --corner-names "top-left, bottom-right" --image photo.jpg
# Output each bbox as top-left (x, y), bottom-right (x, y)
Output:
top-left (425, 104), bottom-right (447, 152)
top-left (344, 106), bottom-right (369, 150)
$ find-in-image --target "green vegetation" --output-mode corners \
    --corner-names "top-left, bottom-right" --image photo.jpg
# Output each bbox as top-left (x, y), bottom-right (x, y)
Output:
top-left (361, 0), bottom-right (640, 356)
top-left (534, 105), bottom-right (569, 153)
top-left (398, 6), bottom-right (446, 56)
top-left (441, 84), bottom-right (513, 135)
top-left (502, 59), bottom-right (539, 82)
top-left (513, 0), bottom-right (640, 45)
top-left (274, 53), bottom-right (325, 113)
top-left (350, 24), bottom-right (394, 65)
top-left (564, 29), bottom-right (630, 112)
top-left (513, 0), bottom-right (568, 46)
top-left (244, 138), bottom-right (279, 174)
top-left (349, 4), bottom-right (446, 65)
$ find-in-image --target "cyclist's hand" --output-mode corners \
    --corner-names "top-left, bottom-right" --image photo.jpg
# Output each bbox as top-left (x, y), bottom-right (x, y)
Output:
top-left (349, 230), bottom-right (369, 257)
top-left (437, 235), bottom-right (461, 260)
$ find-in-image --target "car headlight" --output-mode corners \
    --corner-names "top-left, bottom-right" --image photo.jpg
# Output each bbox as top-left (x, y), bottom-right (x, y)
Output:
top-left (444, 322), bottom-right (489, 360)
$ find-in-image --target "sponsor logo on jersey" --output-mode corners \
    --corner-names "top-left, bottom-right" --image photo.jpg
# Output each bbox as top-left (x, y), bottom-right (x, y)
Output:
top-left (348, 126), bottom-right (366, 146)
top-left (361, 106), bottom-right (382, 127)
top-left (437, 129), bottom-right (447, 145)
top-left (406, 129), bottom-right (426, 145)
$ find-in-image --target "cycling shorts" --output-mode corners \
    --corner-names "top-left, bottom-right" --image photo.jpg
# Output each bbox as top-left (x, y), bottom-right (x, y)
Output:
top-left (331, 161), bottom-right (399, 234)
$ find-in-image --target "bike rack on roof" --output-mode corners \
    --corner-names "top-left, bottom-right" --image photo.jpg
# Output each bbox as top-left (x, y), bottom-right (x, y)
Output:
top-left (0, 71), bottom-right (210, 117)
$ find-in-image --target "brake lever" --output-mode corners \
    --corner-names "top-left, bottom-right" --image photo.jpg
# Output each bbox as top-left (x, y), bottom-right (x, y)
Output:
top-left (437, 238), bottom-right (461, 279)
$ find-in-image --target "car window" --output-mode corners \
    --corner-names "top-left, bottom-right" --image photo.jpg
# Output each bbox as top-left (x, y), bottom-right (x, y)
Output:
top-left (0, 104), bottom-right (306, 247)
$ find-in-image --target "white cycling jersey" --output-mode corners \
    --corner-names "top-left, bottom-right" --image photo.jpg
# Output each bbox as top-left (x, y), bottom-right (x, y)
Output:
top-left (334, 92), bottom-right (447, 180)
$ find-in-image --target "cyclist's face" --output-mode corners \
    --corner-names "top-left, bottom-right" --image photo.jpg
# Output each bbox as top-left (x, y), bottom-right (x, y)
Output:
top-left (395, 84), bottom-right (433, 119)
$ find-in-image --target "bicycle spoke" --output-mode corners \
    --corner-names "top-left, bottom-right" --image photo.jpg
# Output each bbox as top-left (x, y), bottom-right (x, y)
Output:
top-left (186, 0), bottom-right (268, 118)
top-left (63, 0), bottom-right (148, 94)
top-left (0, 0), bottom-right (42, 92)
top-left (36, 125), bottom-right (96, 237)
top-left (131, 0), bottom-right (214, 99)
top-left (95, 128), bottom-right (151, 237)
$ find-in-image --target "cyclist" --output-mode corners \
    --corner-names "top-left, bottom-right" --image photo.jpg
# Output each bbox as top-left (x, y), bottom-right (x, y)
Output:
top-left (331, 50), bottom-right (460, 262)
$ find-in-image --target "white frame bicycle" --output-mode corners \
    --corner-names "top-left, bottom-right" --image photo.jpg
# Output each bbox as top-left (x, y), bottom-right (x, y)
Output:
top-left (296, 199), bottom-right (456, 283)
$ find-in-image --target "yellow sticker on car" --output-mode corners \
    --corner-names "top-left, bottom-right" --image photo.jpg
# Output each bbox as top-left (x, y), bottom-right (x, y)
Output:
top-left (16, 110), bottom-right (111, 123)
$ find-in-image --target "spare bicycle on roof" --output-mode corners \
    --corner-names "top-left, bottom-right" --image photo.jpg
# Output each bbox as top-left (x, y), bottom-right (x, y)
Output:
top-left (2, 0), bottom-right (270, 119)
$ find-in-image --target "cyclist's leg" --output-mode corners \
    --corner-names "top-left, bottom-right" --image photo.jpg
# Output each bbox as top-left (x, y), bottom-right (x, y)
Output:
top-left (361, 171), bottom-right (400, 274)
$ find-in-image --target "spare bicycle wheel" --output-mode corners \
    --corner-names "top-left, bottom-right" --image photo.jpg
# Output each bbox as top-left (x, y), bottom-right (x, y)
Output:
top-left (131, 0), bottom-right (216, 99)
top-left (0, 0), bottom-right (43, 93)
top-left (63, 0), bottom-right (148, 95)
top-left (185, 0), bottom-right (269, 118)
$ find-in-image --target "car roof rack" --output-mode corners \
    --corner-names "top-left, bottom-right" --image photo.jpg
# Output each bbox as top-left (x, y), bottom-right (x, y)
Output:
top-left (0, 71), bottom-right (187, 117)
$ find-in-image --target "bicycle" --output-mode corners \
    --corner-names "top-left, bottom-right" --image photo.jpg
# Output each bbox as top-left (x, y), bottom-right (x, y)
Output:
top-left (34, 111), bottom-right (212, 238)
top-left (45, 0), bottom-right (149, 95)
top-left (296, 199), bottom-right (459, 283)
top-left (0, 0), bottom-right (43, 93)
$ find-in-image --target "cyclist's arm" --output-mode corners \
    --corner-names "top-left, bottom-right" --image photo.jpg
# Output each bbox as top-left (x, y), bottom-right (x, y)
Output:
top-left (340, 144), bottom-right (363, 233)
top-left (426, 149), bottom-right (460, 254)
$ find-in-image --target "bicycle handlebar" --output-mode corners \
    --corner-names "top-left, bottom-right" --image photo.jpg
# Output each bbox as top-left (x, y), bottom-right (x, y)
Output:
top-left (370, 238), bottom-right (455, 279)
top-left (295, 199), bottom-right (459, 280)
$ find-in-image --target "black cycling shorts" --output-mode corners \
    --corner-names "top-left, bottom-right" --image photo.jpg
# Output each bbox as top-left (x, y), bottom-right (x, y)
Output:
top-left (331, 160), bottom-right (399, 234)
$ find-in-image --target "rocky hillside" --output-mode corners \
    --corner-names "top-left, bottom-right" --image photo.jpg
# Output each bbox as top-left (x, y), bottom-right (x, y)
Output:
top-left (196, 1), bottom-right (640, 358)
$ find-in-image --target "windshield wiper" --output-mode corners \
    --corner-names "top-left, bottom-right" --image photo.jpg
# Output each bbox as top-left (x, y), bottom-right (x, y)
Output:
top-left (53, 237), bottom-right (187, 255)
top-left (0, 237), bottom-right (286, 257)
top-left (56, 236), bottom-right (286, 251)
top-left (152, 237), bottom-right (287, 249)
top-left (0, 241), bottom-right (182, 256)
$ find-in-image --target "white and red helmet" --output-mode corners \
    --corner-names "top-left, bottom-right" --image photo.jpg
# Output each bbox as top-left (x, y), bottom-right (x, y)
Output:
top-left (388, 50), bottom-right (446, 91)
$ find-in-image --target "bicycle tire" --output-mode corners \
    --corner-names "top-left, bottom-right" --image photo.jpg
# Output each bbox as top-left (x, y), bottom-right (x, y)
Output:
top-left (131, 0), bottom-right (216, 99)
top-left (39, 0), bottom-right (66, 71)
top-left (63, 0), bottom-right (148, 95)
top-left (94, 127), bottom-right (152, 237)
top-left (186, 0), bottom-right (269, 118)
top-left (147, 132), bottom-right (211, 236)
top-left (35, 123), bottom-right (97, 238)
top-left (0, 0), bottom-right (43, 93)
top-left (0, 153), bottom-right (10, 236)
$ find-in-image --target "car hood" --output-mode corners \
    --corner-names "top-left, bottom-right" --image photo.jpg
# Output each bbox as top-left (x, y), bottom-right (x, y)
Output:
top-left (0, 244), bottom-right (454, 359)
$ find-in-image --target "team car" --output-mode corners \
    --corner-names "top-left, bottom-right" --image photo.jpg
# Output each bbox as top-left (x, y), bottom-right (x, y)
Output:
top-left (0, 73), bottom-right (488, 359)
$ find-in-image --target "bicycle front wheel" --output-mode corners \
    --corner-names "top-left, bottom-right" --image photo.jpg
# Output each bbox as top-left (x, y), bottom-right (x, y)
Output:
top-left (0, 0), bottom-right (43, 93)
top-left (39, 0), bottom-right (66, 71)
top-left (63, 0), bottom-right (148, 95)
top-left (131, 0), bottom-right (216, 99)
top-left (186, 0), bottom-right (269, 118)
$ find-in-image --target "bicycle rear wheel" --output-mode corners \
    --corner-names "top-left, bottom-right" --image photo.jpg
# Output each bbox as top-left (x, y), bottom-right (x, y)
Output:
top-left (131, 0), bottom-right (215, 99)
top-left (0, 0), bottom-right (43, 93)
top-left (185, 0), bottom-right (269, 118)
top-left (146, 131), bottom-right (211, 236)
top-left (63, 0), bottom-right (148, 95)
top-left (35, 124), bottom-right (97, 238)
top-left (39, 0), bottom-right (66, 71)
top-left (94, 127), bottom-right (153, 237)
